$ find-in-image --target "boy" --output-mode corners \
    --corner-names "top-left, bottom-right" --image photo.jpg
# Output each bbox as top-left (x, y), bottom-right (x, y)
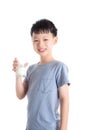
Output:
top-left (12, 19), bottom-right (70, 130)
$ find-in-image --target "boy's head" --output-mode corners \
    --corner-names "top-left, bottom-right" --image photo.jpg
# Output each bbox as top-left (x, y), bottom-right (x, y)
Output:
top-left (30, 19), bottom-right (58, 57)
top-left (30, 19), bottom-right (57, 37)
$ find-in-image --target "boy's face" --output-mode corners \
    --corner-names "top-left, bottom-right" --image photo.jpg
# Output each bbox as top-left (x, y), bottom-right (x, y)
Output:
top-left (31, 32), bottom-right (58, 57)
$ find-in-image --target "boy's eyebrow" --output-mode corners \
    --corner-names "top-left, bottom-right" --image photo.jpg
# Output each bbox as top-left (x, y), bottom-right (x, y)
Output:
top-left (33, 38), bottom-right (38, 40)
top-left (33, 35), bottom-right (50, 39)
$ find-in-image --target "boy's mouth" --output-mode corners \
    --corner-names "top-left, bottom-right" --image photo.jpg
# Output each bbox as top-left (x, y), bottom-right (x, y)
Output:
top-left (38, 48), bottom-right (46, 53)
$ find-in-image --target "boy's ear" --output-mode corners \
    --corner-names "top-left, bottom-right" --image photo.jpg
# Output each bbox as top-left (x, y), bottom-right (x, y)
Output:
top-left (54, 36), bottom-right (58, 45)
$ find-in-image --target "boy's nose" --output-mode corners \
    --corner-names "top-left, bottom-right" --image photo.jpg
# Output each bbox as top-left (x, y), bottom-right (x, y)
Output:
top-left (38, 41), bottom-right (44, 47)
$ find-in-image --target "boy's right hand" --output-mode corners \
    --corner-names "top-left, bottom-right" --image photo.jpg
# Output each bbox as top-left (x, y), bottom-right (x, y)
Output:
top-left (12, 58), bottom-right (20, 72)
top-left (12, 58), bottom-right (29, 77)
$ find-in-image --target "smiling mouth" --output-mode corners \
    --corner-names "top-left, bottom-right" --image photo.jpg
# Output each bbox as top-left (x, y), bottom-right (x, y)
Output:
top-left (38, 48), bottom-right (46, 53)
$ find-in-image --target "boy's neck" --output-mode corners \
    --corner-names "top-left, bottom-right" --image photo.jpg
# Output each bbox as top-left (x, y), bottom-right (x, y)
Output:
top-left (39, 56), bottom-right (55, 65)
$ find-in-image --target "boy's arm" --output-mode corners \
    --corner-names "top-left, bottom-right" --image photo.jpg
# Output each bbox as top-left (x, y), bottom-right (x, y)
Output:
top-left (16, 77), bottom-right (28, 99)
top-left (12, 58), bottom-right (28, 99)
top-left (58, 84), bottom-right (69, 130)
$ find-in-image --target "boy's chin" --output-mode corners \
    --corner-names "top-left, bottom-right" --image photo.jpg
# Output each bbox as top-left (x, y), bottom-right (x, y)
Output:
top-left (37, 51), bottom-right (48, 57)
top-left (39, 52), bottom-right (48, 57)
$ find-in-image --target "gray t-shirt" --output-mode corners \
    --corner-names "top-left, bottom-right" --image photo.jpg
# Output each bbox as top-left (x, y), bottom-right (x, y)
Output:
top-left (24, 61), bottom-right (70, 130)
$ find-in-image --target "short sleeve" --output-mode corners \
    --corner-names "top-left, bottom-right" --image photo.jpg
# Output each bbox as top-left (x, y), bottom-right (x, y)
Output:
top-left (24, 65), bottom-right (33, 84)
top-left (24, 67), bottom-right (30, 84)
top-left (24, 64), bottom-right (37, 84)
top-left (56, 63), bottom-right (70, 88)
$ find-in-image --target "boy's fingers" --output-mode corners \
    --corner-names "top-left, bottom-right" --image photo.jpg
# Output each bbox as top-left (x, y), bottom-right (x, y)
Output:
top-left (12, 58), bottom-right (29, 73)
top-left (12, 57), bottom-right (20, 72)
top-left (12, 66), bottom-right (17, 71)
top-left (14, 57), bottom-right (18, 61)
top-left (13, 57), bottom-right (19, 63)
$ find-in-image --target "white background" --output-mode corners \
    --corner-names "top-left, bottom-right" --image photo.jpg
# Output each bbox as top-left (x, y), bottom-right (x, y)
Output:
top-left (0, 0), bottom-right (87, 130)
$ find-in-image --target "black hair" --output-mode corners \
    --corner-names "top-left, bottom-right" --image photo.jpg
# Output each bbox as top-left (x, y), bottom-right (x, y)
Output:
top-left (30, 19), bottom-right (57, 37)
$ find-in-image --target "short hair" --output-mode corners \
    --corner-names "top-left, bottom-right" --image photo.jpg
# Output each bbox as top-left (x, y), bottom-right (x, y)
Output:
top-left (30, 19), bottom-right (57, 37)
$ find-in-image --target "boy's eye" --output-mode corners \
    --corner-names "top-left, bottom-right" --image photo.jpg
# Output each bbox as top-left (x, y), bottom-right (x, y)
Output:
top-left (44, 39), bottom-right (48, 41)
top-left (33, 40), bottom-right (39, 43)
